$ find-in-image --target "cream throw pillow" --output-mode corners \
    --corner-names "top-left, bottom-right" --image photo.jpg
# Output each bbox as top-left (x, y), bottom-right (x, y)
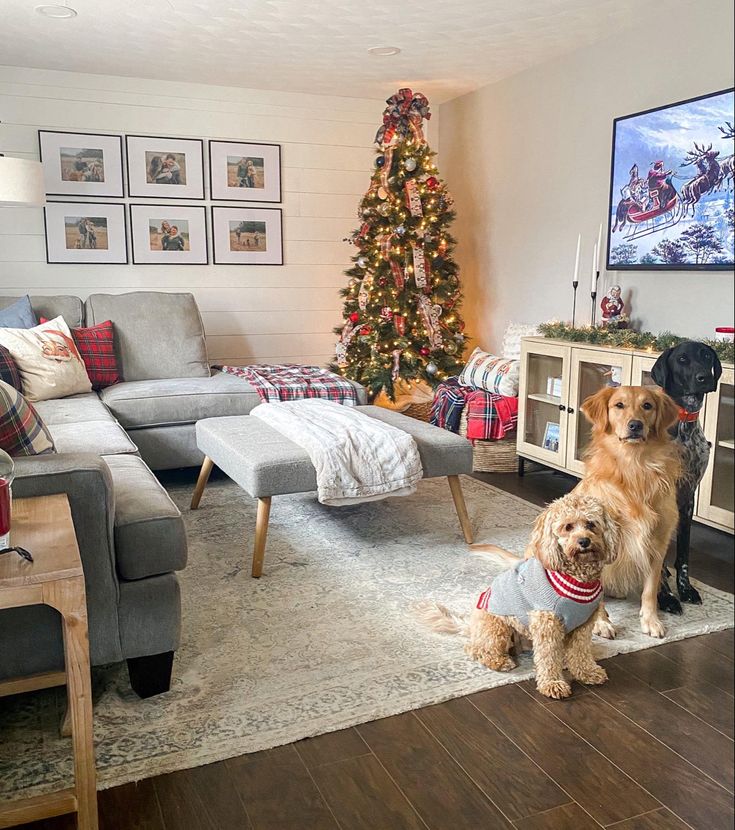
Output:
top-left (0, 316), bottom-right (92, 401)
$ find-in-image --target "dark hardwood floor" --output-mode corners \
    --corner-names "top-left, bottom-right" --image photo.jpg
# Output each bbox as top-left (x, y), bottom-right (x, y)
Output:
top-left (16, 469), bottom-right (735, 830)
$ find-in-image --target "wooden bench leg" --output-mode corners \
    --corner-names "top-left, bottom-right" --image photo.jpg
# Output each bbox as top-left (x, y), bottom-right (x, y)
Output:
top-left (190, 456), bottom-right (214, 510)
top-left (448, 475), bottom-right (474, 544)
top-left (251, 497), bottom-right (272, 578)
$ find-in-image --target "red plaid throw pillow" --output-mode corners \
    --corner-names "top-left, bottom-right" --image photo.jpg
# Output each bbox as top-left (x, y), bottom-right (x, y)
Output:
top-left (0, 344), bottom-right (21, 391)
top-left (0, 380), bottom-right (55, 456)
top-left (71, 320), bottom-right (120, 389)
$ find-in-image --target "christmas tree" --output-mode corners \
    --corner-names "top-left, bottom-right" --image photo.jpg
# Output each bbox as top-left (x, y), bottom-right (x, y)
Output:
top-left (331, 88), bottom-right (466, 400)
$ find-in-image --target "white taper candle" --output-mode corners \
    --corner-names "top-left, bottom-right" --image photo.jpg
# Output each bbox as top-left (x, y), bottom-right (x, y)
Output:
top-left (573, 233), bottom-right (581, 284)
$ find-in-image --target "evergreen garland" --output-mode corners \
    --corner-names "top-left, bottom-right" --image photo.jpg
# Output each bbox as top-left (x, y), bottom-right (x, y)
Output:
top-left (538, 321), bottom-right (734, 364)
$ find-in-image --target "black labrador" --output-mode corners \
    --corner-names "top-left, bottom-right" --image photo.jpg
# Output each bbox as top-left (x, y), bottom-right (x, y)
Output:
top-left (651, 341), bottom-right (722, 613)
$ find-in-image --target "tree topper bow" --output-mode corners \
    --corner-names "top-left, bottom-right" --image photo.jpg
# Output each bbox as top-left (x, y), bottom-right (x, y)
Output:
top-left (375, 88), bottom-right (432, 146)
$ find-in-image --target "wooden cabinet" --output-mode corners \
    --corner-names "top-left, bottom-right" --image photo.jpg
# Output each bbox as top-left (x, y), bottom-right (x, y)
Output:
top-left (517, 337), bottom-right (734, 534)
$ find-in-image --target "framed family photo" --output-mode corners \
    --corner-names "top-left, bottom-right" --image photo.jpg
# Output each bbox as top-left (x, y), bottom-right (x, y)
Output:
top-left (209, 140), bottom-right (281, 202)
top-left (44, 202), bottom-right (128, 264)
top-left (38, 130), bottom-right (124, 197)
top-left (211, 207), bottom-right (283, 265)
top-left (130, 204), bottom-right (208, 265)
top-left (126, 135), bottom-right (205, 199)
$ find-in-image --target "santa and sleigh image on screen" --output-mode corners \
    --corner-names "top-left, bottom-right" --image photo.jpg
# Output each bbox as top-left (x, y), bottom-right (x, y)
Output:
top-left (608, 88), bottom-right (734, 269)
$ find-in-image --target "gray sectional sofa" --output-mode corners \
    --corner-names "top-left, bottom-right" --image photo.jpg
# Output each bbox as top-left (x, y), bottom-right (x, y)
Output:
top-left (0, 291), bottom-right (366, 697)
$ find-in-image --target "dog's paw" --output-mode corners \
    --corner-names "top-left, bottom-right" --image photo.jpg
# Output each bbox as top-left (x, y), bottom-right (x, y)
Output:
top-left (593, 619), bottom-right (616, 639)
top-left (640, 614), bottom-right (665, 638)
top-left (657, 590), bottom-right (683, 615)
top-left (483, 655), bottom-right (517, 672)
top-left (576, 665), bottom-right (608, 686)
top-left (537, 679), bottom-right (572, 700)
top-left (678, 582), bottom-right (702, 605)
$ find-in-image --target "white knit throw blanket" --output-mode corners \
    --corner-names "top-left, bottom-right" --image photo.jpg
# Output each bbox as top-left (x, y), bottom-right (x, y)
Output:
top-left (250, 399), bottom-right (423, 506)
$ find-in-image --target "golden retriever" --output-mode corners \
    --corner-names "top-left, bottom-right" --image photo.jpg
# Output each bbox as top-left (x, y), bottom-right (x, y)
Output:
top-left (577, 385), bottom-right (681, 639)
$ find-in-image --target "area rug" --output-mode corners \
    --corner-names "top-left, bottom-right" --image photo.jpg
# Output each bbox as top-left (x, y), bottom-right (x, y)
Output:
top-left (1, 476), bottom-right (732, 801)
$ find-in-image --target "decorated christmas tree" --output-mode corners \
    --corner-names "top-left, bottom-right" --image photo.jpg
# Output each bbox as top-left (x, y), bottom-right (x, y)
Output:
top-left (331, 88), bottom-right (466, 400)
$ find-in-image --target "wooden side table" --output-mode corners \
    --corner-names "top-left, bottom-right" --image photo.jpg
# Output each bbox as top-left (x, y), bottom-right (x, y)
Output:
top-left (0, 494), bottom-right (98, 830)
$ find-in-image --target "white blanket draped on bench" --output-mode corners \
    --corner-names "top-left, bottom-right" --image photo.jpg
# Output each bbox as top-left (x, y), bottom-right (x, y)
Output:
top-left (250, 399), bottom-right (423, 506)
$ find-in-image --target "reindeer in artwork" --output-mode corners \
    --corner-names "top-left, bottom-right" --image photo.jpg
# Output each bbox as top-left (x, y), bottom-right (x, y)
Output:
top-left (679, 143), bottom-right (721, 216)
top-left (715, 122), bottom-right (734, 191)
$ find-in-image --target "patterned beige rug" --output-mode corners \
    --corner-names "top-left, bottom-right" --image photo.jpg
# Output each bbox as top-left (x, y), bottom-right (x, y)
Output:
top-left (1, 475), bottom-right (732, 801)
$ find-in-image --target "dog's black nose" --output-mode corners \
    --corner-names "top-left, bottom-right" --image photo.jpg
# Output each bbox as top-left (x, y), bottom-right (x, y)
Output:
top-left (578, 537), bottom-right (591, 549)
top-left (628, 420), bottom-right (643, 432)
top-left (695, 372), bottom-right (708, 384)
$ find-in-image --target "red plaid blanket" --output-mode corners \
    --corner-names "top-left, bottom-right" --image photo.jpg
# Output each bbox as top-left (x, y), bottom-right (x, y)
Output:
top-left (465, 389), bottom-right (518, 441)
top-left (218, 364), bottom-right (359, 406)
top-left (431, 378), bottom-right (517, 441)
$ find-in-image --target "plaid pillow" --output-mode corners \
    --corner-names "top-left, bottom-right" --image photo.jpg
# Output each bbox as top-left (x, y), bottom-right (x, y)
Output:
top-left (71, 320), bottom-right (120, 389)
top-left (0, 344), bottom-right (21, 391)
top-left (0, 379), bottom-right (55, 456)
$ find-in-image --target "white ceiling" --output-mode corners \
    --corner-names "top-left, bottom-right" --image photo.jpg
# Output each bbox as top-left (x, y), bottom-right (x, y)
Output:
top-left (1, 0), bottom-right (694, 103)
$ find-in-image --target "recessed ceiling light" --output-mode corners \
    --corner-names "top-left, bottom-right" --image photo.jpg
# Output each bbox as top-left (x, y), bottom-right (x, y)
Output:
top-left (35, 4), bottom-right (78, 18)
top-left (368, 46), bottom-right (401, 57)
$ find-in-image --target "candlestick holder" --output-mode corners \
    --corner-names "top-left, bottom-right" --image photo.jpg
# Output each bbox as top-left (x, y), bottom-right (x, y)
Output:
top-left (590, 270), bottom-right (601, 326)
top-left (572, 280), bottom-right (579, 328)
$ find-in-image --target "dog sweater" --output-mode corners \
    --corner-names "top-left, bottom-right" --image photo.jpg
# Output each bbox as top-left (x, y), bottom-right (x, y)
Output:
top-left (476, 557), bottom-right (602, 632)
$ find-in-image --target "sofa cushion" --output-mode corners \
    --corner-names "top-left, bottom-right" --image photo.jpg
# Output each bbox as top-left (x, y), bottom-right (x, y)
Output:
top-left (85, 292), bottom-right (209, 381)
top-left (47, 420), bottom-right (138, 456)
top-left (0, 295), bottom-right (84, 329)
top-left (99, 371), bottom-right (261, 429)
top-left (0, 379), bottom-right (55, 456)
top-left (34, 393), bottom-right (114, 425)
top-left (103, 454), bottom-right (187, 580)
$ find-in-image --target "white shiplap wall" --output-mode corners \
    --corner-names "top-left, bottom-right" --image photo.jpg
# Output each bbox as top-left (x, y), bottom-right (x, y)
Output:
top-left (0, 65), bottom-right (423, 366)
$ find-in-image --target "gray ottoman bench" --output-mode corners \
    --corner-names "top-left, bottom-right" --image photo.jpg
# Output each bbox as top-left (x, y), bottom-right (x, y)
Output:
top-left (190, 406), bottom-right (474, 577)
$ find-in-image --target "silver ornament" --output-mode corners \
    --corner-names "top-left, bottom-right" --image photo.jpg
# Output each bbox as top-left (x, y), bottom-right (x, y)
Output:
top-left (426, 361), bottom-right (438, 375)
top-left (377, 202), bottom-right (390, 216)
top-left (395, 225), bottom-right (406, 235)
top-left (356, 256), bottom-right (368, 268)
top-left (404, 158), bottom-right (417, 172)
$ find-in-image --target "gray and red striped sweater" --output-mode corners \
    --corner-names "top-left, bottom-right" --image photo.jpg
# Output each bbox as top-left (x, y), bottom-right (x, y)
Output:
top-left (476, 557), bottom-right (602, 632)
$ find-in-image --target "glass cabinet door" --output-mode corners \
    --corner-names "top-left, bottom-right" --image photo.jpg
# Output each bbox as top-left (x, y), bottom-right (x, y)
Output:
top-left (517, 342), bottom-right (570, 465)
top-left (567, 348), bottom-right (633, 475)
top-left (698, 368), bottom-right (735, 530)
top-left (631, 354), bottom-right (658, 387)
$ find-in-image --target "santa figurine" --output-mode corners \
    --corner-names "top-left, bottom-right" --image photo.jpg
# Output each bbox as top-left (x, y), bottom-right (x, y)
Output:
top-left (600, 284), bottom-right (629, 328)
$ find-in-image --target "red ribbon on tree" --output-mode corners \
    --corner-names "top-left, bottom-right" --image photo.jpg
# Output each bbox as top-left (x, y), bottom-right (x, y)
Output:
top-left (374, 88), bottom-right (432, 146)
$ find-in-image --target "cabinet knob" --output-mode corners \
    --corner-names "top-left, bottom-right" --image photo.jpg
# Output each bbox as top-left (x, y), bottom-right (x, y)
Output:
top-left (558, 404), bottom-right (566, 412)
top-left (568, 407), bottom-right (575, 414)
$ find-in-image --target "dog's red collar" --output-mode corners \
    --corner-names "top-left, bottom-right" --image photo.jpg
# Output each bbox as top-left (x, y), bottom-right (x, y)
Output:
top-left (678, 408), bottom-right (700, 423)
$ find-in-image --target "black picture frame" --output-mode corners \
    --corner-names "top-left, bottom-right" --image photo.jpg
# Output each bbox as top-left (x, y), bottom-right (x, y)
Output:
top-left (43, 201), bottom-right (129, 264)
top-left (211, 206), bottom-right (284, 265)
top-left (208, 140), bottom-right (282, 203)
top-left (606, 87), bottom-right (734, 271)
top-left (38, 130), bottom-right (125, 198)
top-left (125, 134), bottom-right (205, 199)
top-left (129, 204), bottom-right (209, 265)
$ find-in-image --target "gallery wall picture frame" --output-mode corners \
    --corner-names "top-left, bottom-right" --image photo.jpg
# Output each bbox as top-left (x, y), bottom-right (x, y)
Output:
top-left (38, 130), bottom-right (124, 198)
top-left (607, 87), bottom-right (734, 271)
top-left (44, 202), bottom-right (128, 264)
top-left (211, 206), bottom-right (283, 265)
top-left (208, 140), bottom-right (282, 203)
top-left (126, 135), bottom-right (205, 199)
top-left (130, 204), bottom-right (208, 265)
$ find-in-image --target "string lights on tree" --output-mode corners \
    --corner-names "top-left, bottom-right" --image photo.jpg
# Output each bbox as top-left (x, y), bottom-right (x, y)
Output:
top-left (331, 88), bottom-right (466, 399)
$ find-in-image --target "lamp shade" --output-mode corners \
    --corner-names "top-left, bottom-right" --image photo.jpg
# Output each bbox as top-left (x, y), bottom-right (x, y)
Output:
top-left (0, 156), bottom-right (46, 207)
